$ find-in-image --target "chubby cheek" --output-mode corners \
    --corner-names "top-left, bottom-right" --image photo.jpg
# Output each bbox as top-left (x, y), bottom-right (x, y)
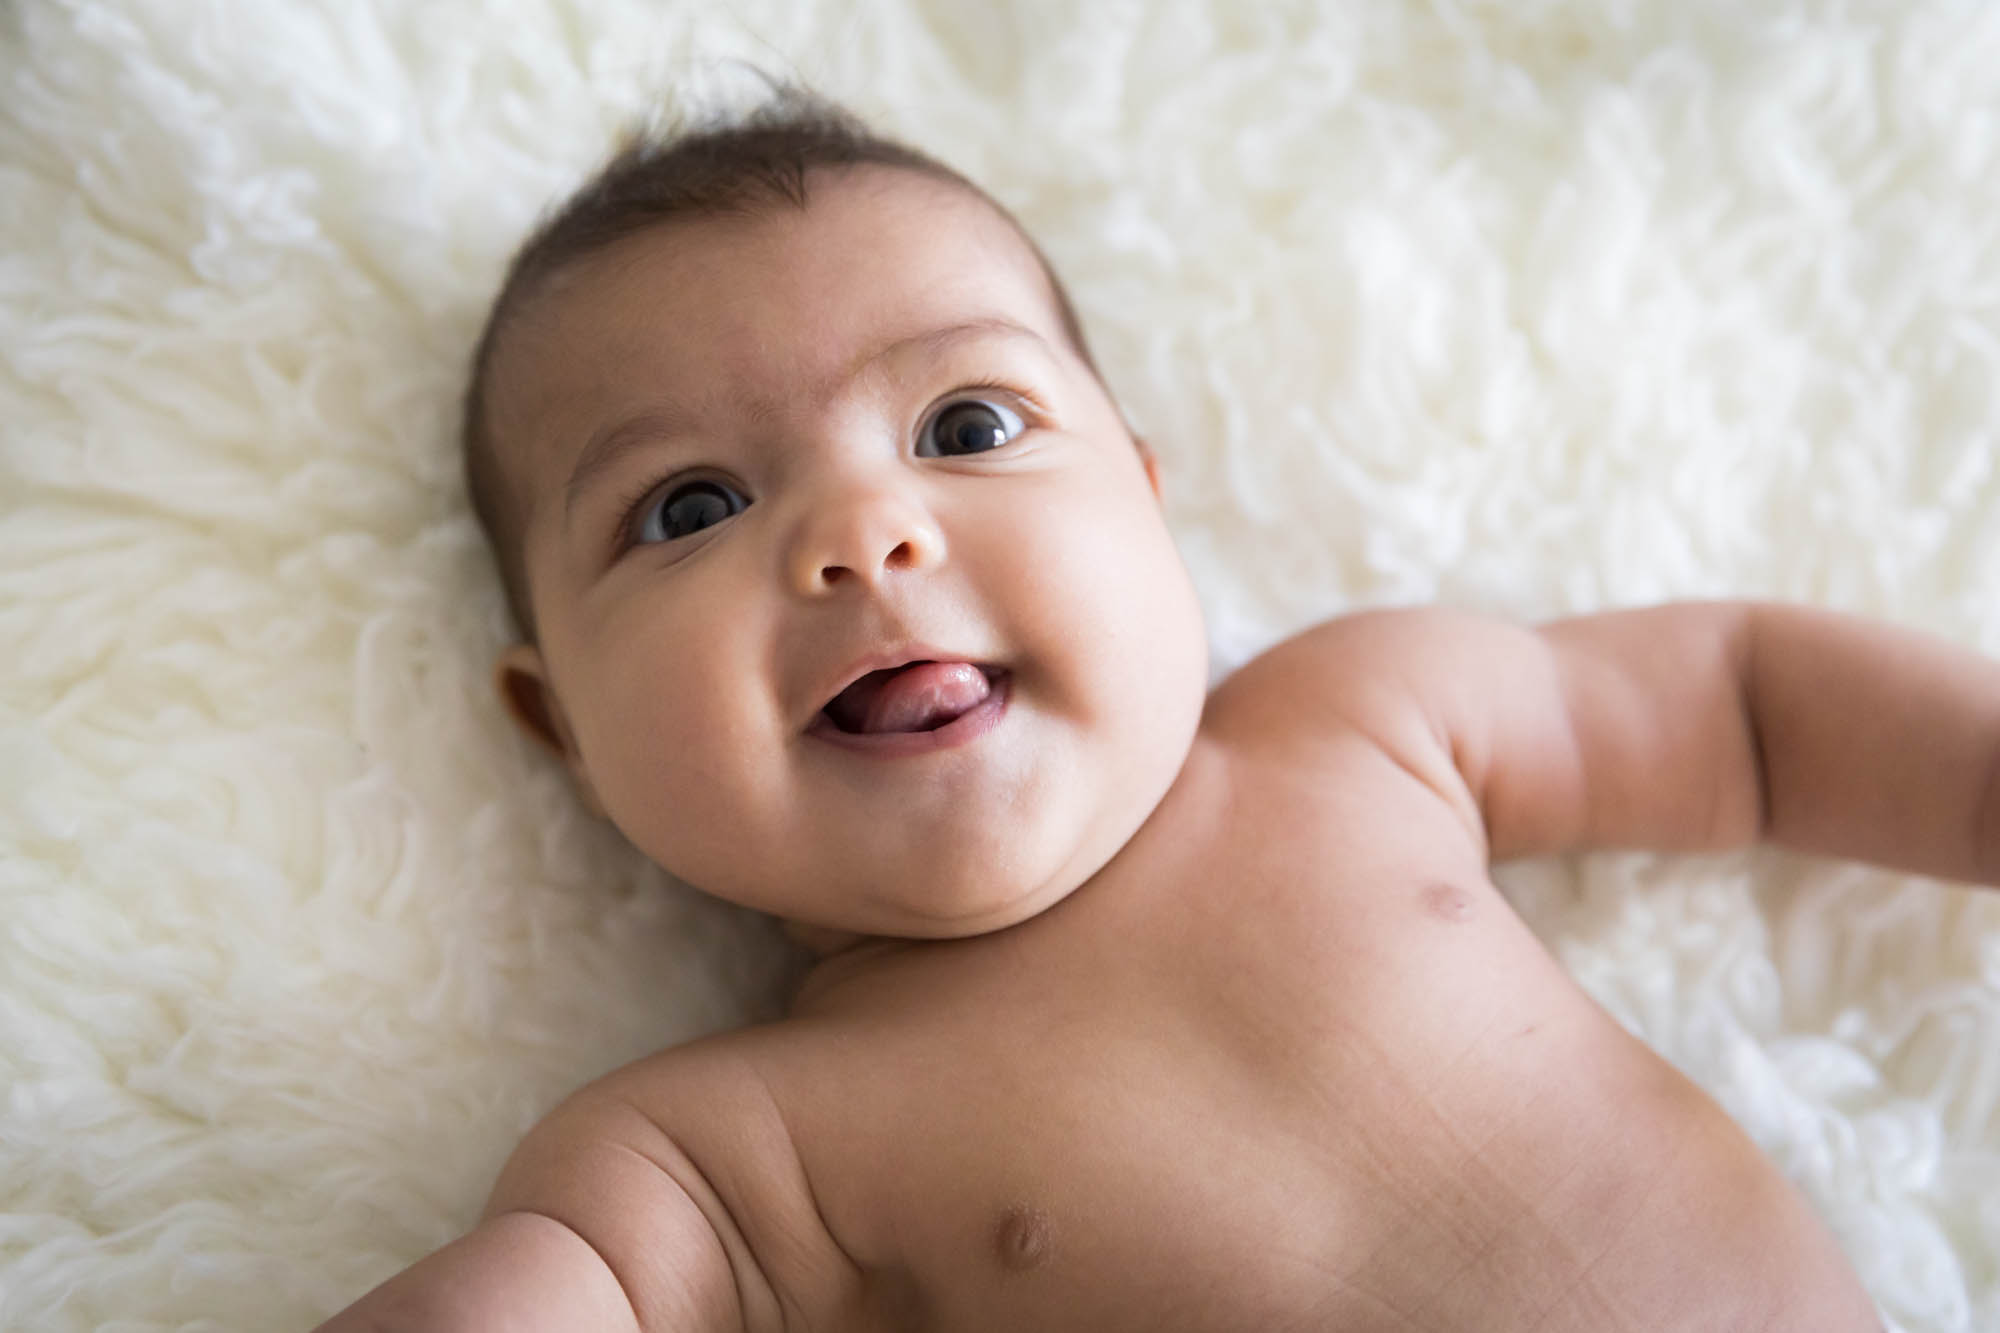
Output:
top-left (1008, 473), bottom-right (1207, 731)
top-left (566, 606), bottom-right (776, 879)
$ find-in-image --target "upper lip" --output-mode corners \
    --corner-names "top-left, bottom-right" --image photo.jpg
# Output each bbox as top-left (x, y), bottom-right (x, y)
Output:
top-left (807, 645), bottom-right (1001, 728)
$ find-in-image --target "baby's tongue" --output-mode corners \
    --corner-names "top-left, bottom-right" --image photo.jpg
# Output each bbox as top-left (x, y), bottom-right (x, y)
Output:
top-left (833, 662), bottom-right (991, 734)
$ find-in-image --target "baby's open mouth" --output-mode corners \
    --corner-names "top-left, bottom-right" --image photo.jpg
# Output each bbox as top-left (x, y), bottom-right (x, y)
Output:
top-left (821, 661), bottom-right (1003, 735)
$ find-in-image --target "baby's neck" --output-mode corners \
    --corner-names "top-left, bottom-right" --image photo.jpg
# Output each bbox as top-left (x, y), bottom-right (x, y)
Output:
top-left (783, 919), bottom-right (875, 958)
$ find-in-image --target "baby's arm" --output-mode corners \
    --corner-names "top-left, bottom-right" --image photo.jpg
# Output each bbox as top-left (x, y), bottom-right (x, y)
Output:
top-left (309, 1210), bottom-right (644, 1333)
top-left (311, 1086), bottom-right (746, 1332)
top-left (1275, 602), bottom-right (2000, 879)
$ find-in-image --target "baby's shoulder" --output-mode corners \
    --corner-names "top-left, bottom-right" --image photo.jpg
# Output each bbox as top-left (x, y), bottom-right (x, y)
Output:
top-left (1195, 607), bottom-right (1510, 851)
top-left (483, 1026), bottom-right (852, 1331)
top-left (1203, 606), bottom-right (1481, 752)
top-left (495, 1022), bottom-right (830, 1218)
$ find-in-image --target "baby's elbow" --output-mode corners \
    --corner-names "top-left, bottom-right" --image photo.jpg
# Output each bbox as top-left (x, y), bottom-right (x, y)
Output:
top-left (1701, 753), bottom-right (1769, 853)
top-left (1971, 733), bottom-right (2000, 887)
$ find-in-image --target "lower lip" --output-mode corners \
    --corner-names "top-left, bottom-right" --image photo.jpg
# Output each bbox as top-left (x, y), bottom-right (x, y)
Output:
top-left (805, 672), bottom-right (1012, 757)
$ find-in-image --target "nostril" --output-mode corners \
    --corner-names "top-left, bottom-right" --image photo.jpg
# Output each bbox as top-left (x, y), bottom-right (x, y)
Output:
top-left (791, 507), bottom-right (942, 594)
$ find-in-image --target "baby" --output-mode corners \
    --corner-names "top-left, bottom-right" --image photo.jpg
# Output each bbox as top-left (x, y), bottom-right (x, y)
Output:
top-left (315, 87), bottom-right (2000, 1331)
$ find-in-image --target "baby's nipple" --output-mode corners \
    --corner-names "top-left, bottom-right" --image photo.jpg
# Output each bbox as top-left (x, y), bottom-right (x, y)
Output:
top-left (993, 1203), bottom-right (1053, 1271)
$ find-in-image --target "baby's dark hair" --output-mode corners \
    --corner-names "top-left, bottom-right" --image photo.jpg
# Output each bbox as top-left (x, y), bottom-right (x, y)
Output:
top-left (462, 82), bottom-right (1105, 639)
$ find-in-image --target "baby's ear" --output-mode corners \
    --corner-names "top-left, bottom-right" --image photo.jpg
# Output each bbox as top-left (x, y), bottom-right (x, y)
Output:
top-left (495, 643), bottom-right (605, 816)
top-left (1134, 435), bottom-right (1163, 500)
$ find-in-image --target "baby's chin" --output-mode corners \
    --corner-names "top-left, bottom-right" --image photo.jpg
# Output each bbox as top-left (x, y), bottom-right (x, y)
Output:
top-left (779, 873), bottom-right (1084, 954)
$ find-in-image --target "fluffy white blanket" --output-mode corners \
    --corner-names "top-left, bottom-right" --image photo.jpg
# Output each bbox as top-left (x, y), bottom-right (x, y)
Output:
top-left (5, 1), bottom-right (1998, 1328)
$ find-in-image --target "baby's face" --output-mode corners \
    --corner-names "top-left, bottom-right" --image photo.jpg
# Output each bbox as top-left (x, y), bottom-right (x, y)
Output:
top-left (488, 166), bottom-right (1209, 939)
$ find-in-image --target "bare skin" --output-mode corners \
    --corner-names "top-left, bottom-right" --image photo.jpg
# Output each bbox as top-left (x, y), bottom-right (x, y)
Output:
top-left (315, 165), bottom-right (2000, 1331)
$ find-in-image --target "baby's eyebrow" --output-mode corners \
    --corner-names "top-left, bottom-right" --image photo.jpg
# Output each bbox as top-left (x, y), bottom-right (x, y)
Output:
top-left (561, 315), bottom-right (1049, 522)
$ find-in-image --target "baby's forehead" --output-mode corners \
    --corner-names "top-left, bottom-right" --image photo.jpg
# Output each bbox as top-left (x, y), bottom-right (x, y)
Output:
top-left (492, 168), bottom-right (1075, 447)
top-left (538, 168), bottom-right (1058, 342)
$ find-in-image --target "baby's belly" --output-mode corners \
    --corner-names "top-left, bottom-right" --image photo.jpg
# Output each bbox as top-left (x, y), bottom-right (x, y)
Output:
top-left (852, 1045), bottom-right (1874, 1331)
top-left (863, 1042), bottom-right (1868, 1331)
top-left (782, 925), bottom-right (1878, 1333)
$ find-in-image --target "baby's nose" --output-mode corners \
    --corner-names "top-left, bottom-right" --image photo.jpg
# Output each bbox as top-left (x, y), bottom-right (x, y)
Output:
top-left (785, 480), bottom-right (946, 596)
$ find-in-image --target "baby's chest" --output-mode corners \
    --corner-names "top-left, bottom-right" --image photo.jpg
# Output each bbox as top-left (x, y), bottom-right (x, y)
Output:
top-left (777, 873), bottom-right (1664, 1331)
top-left (798, 1014), bottom-right (1381, 1331)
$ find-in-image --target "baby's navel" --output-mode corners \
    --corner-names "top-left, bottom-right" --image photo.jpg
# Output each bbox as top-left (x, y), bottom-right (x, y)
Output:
top-left (993, 1203), bottom-right (1053, 1271)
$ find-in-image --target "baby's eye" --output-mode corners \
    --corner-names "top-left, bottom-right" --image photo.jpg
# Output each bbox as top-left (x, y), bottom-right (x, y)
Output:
top-left (634, 479), bottom-right (750, 545)
top-left (916, 398), bottom-right (1025, 458)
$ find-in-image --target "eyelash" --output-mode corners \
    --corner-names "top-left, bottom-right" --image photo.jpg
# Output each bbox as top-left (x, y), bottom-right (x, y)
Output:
top-left (607, 469), bottom-right (681, 559)
top-left (607, 379), bottom-right (1050, 557)
top-left (949, 379), bottom-right (1047, 420)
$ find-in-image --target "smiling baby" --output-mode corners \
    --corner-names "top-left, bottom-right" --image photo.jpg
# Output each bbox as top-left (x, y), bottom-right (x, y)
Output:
top-left (310, 87), bottom-right (2000, 1331)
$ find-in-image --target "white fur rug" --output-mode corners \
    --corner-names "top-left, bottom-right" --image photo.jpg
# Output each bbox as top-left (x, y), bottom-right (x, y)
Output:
top-left (5, 1), bottom-right (1999, 1328)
